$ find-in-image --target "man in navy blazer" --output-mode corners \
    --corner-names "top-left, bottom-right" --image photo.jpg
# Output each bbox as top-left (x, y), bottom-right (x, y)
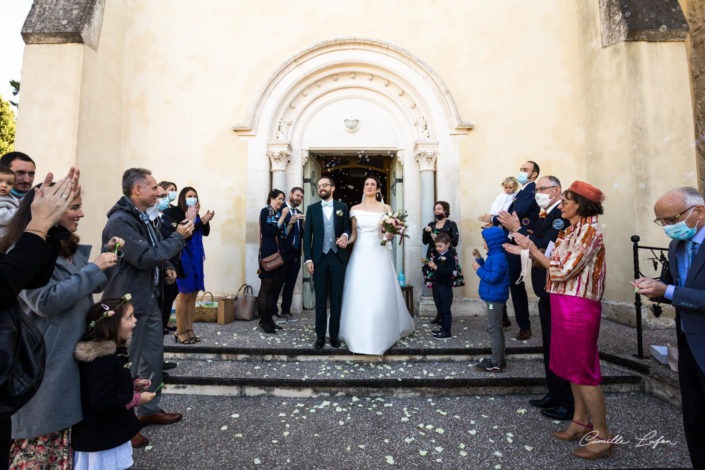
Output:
top-left (492, 161), bottom-right (540, 340)
top-left (635, 187), bottom-right (705, 469)
top-left (303, 176), bottom-right (351, 349)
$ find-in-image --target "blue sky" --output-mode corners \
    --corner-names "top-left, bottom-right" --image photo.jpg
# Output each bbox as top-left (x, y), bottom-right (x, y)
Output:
top-left (0, 0), bottom-right (33, 103)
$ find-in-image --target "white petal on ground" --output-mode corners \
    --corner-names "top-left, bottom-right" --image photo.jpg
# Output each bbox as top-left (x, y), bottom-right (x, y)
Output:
top-left (435, 446), bottom-right (443, 453)
top-left (253, 458), bottom-right (261, 465)
top-left (220, 425), bottom-right (228, 431)
top-left (385, 456), bottom-right (395, 465)
top-left (419, 450), bottom-right (428, 456)
top-left (494, 451), bottom-right (503, 457)
top-left (525, 445), bottom-right (534, 451)
top-left (516, 408), bottom-right (527, 414)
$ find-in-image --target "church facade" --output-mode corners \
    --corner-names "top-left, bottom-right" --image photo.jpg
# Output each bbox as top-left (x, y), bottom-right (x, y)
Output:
top-left (14, 0), bottom-right (696, 321)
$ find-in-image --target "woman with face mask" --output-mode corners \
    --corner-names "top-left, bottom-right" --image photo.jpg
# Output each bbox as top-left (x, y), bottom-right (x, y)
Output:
top-left (505, 181), bottom-right (612, 461)
top-left (164, 187), bottom-right (215, 344)
top-left (422, 201), bottom-right (460, 324)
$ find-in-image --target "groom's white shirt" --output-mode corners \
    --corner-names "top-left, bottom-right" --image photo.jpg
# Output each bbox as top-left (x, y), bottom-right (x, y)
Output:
top-left (304, 199), bottom-right (347, 266)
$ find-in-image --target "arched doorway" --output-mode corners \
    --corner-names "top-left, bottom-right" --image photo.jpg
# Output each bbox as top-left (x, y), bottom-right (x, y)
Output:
top-left (236, 38), bottom-right (472, 312)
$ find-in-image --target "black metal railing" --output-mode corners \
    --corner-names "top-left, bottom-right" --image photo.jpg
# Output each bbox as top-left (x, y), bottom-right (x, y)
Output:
top-left (631, 235), bottom-right (669, 359)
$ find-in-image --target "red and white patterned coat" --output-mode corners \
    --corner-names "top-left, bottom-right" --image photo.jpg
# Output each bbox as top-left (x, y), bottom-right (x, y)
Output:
top-left (547, 216), bottom-right (606, 301)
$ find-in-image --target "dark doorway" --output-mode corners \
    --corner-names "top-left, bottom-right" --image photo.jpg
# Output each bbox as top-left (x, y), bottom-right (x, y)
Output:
top-left (315, 153), bottom-right (392, 207)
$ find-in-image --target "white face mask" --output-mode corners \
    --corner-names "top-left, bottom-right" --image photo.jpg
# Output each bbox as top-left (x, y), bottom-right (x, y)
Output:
top-left (534, 192), bottom-right (551, 210)
top-left (146, 205), bottom-right (160, 221)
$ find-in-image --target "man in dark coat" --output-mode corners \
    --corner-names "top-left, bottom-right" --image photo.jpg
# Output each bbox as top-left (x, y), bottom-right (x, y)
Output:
top-left (636, 187), bottom-right (705, 470)
top-left (494, 161), bottom-right (540, 340)
top-left (523, 176), bottom-right (573, 420)
top-left (302, 177), bottom-right (351, 349)
top-left (101, 168), bottom-right (193, 445)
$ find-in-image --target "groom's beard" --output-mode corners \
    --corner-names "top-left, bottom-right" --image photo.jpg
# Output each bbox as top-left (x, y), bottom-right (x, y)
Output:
top-left (318, 190), bottom-right (331, 200)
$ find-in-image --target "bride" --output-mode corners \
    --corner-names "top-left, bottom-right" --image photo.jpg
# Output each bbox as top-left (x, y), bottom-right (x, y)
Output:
top-left (339, 175), bottom-right (415, 355)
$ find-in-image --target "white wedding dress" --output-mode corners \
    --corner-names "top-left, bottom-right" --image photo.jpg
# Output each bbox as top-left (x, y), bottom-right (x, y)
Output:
top-left (339, 210), bottom-right (415, 355)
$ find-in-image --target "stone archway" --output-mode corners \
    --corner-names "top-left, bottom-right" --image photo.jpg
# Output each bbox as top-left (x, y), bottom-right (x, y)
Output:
top-left (235, 38), bottom-right (472, 309)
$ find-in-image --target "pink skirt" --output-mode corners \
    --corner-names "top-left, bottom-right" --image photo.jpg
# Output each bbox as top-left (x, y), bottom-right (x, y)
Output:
top-left (549, 293), bottom-right (602, 386)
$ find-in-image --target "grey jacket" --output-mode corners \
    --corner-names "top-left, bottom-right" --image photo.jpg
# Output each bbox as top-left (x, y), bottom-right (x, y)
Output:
top-left (101, 196), bottom-right (184, 316)
top-left (12, 245), bottom-right (107, 438)
top-left (0, 194), bottom-right (19, 237)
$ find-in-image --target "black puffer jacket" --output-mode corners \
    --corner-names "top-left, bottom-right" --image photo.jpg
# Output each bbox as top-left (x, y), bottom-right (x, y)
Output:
top-left (71, 340), bottom-right (142, 452)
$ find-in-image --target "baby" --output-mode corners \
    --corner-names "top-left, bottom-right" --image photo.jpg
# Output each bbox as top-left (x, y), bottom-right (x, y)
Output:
top-left (0, 166), bottom-right (19, 237)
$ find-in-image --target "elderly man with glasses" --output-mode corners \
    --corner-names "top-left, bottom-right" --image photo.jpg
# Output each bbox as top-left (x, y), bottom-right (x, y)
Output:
top-left (634, 187), bottom-right (705, 469)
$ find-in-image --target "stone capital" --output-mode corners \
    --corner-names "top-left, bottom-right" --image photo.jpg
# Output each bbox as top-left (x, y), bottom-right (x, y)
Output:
top-left (267, 143), bottom-right (291, 172)
top-left (414, 141), bottom-right (438, 172)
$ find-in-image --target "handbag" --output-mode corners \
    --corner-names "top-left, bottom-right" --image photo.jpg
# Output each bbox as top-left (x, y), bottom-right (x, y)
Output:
top-left (0, 302), bottom-right (46, 418)
top-left (194, 291), bottom-right (218, 322)
top-left (233, 283), bottom-right (258, 321)
top-left (259, 220), bottom-right (284, 272)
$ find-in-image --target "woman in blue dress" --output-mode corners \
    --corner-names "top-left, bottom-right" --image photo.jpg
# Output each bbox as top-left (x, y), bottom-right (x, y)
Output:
top-left (164, 187), bottom-right (214, 344)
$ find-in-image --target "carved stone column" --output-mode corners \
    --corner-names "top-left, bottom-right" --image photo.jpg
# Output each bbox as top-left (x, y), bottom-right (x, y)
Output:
top-left (267, 143), bottom-right (291, 191)
top-left (415, 141), bottom-right (438, 297)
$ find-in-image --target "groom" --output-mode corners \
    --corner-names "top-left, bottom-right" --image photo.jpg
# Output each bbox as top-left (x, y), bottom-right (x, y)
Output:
top-left (303, 176), bottom-right (352, 349)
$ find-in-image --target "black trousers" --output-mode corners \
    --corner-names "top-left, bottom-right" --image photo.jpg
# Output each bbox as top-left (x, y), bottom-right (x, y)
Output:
top-left (272, 255), bottom-right (301, 316)
top-left (313, 252), bottom-right (346, 339)
top-left (538, 295), bottom-right (573, 408)
top-left (1, 416), bottom-right (9, 470)
top-left (678, 328), bottom-right (705, 469)
top-left (433, 285), bottom-right (453, 334)
top-left (506, 251), bottom-right (530, 330)
top-left (258, 278), bottom-right (282, 327)
top-left (160, 282), bottom-right (179, 329)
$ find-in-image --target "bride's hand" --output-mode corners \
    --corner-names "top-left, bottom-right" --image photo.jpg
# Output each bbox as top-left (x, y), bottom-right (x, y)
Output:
top-left (384, 232), bottom-right (394, 241)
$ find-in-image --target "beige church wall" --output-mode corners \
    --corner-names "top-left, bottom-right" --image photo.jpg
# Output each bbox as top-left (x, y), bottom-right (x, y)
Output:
top-left (12, 0), bottom-right (698, 319)
top-left (577, 2), bottom-right (696, 324)
top-left (116, 0), bottom-right (590, 300)
top-left (15, 44), bottom-right (84, 179)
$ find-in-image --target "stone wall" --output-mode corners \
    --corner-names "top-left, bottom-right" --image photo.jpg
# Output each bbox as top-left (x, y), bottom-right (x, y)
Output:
top-left (685, 0), bottom-right (705, 190)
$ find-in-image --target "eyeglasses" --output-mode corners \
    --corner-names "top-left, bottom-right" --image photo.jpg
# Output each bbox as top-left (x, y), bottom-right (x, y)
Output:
top-left (535, 186), bottom-right (557, 193)
top-left (653, 206), bottom-right (695, 226)
top-left (317, 184), bottom-right (332, 189)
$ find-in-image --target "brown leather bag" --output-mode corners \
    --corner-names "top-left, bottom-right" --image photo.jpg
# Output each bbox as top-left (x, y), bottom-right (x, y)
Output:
top-left (259, 219), bottom-right (284, 271)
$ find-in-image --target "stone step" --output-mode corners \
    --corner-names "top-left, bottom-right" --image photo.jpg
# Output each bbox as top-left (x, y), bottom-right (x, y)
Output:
top-left (163, 344), bottom-right (544, 362)
top-left (162, 357), bottom-right (641, 398)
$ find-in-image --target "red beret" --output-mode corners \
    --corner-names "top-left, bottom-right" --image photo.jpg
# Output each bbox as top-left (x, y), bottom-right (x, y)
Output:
top-left (568, 181), bottom-right (604, 203)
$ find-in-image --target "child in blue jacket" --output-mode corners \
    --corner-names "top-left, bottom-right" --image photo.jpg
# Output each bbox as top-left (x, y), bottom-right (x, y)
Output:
top-left (473, 226), bottom-right (510, 372)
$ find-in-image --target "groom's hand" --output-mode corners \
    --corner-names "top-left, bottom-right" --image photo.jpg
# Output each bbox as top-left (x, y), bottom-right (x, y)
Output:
top-left (305, 261), bottom-right (314, 275)
top-left (336, 234), bottom-right (348, 249)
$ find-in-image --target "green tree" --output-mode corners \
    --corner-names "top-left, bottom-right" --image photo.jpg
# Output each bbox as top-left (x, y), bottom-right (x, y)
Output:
top-left (0, 94), bottom-right (16, 155)
top-left (9, 80), bottom-right (19, 109)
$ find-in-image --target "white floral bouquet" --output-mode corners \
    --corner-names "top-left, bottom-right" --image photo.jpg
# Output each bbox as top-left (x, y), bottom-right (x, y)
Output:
top-left (380, 210), bottom-right (409, 246)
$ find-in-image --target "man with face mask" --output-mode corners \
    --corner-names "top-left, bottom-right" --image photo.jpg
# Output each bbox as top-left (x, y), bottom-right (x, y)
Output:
top-left (634, 187), bottom-right (705, 469)
top-left (523, 176), bottom-right (573, 420)
top-left (493, 161), bottom-right (541, 340)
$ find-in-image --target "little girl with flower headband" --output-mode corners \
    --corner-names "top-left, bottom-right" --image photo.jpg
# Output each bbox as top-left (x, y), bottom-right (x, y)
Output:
top-left (71, 295), bottom-right (156, 470)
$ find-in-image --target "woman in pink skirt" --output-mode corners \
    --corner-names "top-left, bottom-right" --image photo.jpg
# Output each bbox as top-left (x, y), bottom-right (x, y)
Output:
top-left (506, 181), bottom-right (612, 461)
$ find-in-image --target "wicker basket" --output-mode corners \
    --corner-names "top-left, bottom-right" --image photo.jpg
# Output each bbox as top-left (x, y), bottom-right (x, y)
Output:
top-left (194, 291), bottom-right (218, 322)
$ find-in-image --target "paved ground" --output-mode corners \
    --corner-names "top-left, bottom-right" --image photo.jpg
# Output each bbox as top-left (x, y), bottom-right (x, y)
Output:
top-left (132, 393), bottom-right (690, 470)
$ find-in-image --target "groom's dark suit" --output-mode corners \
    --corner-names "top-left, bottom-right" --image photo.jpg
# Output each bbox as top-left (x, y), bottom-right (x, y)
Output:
top-left (303, 199), bottom-right (351, 340)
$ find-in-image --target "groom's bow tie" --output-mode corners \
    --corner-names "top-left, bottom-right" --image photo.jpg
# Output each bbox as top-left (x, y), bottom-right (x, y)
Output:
top-left (321, 201), bottom-right (333, 207)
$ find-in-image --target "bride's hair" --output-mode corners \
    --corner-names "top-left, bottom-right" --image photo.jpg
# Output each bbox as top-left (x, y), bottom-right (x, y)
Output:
top-left (363, 175), bottom-right (383, 202)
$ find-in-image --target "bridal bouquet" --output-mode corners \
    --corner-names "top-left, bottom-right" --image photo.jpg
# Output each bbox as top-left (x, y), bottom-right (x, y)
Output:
top-left (380, 210), bottom-right (409, 246)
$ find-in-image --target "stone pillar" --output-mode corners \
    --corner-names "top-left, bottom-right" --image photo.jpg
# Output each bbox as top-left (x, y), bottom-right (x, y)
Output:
top-left (267, 144), bottom-right (291, 191)
top-left (415, 142), bottom-right (438, 297)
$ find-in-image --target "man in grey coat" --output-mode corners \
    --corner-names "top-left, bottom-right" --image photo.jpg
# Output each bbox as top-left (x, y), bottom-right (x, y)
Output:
top-left (102, 168), bottom-right (193, 445)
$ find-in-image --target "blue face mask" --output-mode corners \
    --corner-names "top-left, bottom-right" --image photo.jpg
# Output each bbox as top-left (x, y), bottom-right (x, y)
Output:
top-left (664, 208), bottom-right (698, 240)
top-left (517, 172), bottom-right (529, 185)
top-left (185, 197), bottom-right (198, 207)
top-left (10, 188), bottom-right (25, 198)
top-left (157, 197), bottom-right (170, 211)
top-left (168, 191), bottom-right (177, 201)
